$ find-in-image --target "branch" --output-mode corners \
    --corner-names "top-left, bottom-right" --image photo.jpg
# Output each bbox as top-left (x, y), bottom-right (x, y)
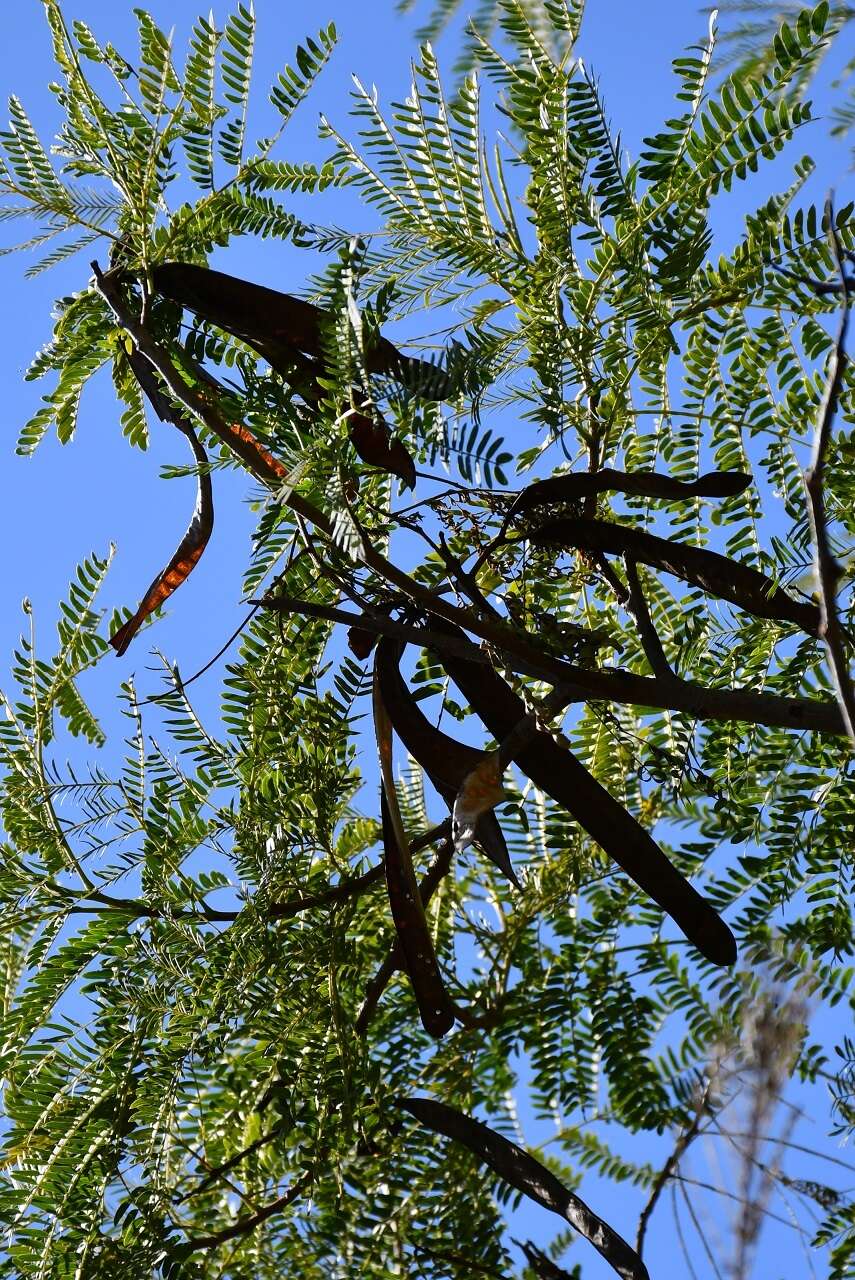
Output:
top-left (635, 1083), bottom-right (710, 1256)
top-left (771, 259), bottom-right (855, 297)
top-left (181, 1168), bottom-right (313, 1252)
top-left (437, 532), bottom-right (504, 619)
top-left (261, 595), bottom-right (848, 736)
top-left (804, 198), bottom-right (855, 746)
top-left (58, 821), bottom-right (449, 924)
top-left (178, 1121), bottom-right (288, 1203)
top-left (258, 593), bottom-right (493, 665)
top-left (516, 1239), bottom-right (578, 1280)
top-left (269, 819), bottom-right (449, 918)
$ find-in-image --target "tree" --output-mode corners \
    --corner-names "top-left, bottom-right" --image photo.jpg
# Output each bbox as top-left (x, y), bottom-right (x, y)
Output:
top-left (0, 2), bottom-right (853, 1277)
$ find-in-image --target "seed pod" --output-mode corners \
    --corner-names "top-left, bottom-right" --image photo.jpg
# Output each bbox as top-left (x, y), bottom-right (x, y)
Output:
top-left (376, 636), bottom-right (520, 889)
top-left (429, 617), bottom-right (736, 967)
top-left (349, 413), bottom-right (416, 489)
top-left (398, 1097), bottom-right (649, 1280)
top-left (110, 356), bottom-right (214, 656)
top-left (347, 625), bottom-right (378, 661)
top-left (509, 468), bottom-right (752, 520)
top-left (374, 666), bottom-right (456, 1039)
top-left (530, 518), bottom-right (818, 635)
top-left (151, 262), bottom-right (454, 398)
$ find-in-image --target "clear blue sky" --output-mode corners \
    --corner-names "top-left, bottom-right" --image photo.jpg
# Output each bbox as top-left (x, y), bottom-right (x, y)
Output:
top-left (0, 4), bottom-right (852, 1278)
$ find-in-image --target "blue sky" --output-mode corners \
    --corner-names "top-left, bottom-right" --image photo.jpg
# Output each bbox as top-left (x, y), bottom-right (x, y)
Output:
top-left (0, 3), bottom-right (853, 1278)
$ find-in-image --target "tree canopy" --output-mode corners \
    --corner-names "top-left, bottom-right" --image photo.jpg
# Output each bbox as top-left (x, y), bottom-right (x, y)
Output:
top-left (0, 2), bottom-right (853, 1278)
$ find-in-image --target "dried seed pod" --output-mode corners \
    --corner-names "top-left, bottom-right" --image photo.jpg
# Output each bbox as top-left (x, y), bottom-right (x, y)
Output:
top-left (151, 261), bottom-right (454, 398)
top-left (110, 356), bottom-right (214, 656)
top-left (429, 616), bottom-right (736, 967)
top-left (374, 666), bottom-right (456, 1039)
top-left (398, 1097), bottom-right (649, 1280)
top-left (376, 636), bottom-right (520, 889)
top-left (530, 518), bottom-right (819, 636)
top-left (347, 625), bottom-right (378, 661)
top-left (349, 413), bottom-right (416, 489)
top-left (509, 468), bottom-right (752, 520)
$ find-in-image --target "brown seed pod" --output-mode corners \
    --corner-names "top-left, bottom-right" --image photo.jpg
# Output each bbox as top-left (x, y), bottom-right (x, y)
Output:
top-left (374, 666), bottom-right (456, 1039)
top-left (110, 356), bottom-right (214, 656)
top-left (429, 617), bottom-right (737, 967)
top-left (347, 625), bottom-right (379, 661)
top-left (151, 261), bottom-right (454, 398)
top-left (376, 636), bottom-right (520, 889)
top-left (349, 413), bottom-right (416, 490)
top-left (530, 518), bottom-right (819, 635)
top-left (509, 467), bottom-right (753, 520)
top-left (398, 1097), bottom-right (649, 1280)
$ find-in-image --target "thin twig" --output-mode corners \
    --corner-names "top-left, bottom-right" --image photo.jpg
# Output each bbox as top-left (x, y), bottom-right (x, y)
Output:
top-left (181, 1168), bottom-right (313, 1251)
top-left (636, 1080), bottom-right (710, 1256)
top-left (59, 820), bottom-right (449, 924)
top-left (804, 197), bottom-right (855, 745)
top-left (672, 1184), bottom-right (702, 1280)
top-left (178, 1120), bottom-right (288, 1203)
top-left (139, 605), bottom-right (261, 705)
top-left (679, 1180), bottom-right (724, 1280)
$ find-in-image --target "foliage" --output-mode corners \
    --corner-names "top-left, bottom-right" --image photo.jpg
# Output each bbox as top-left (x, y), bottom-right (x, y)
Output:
top-left (0, 2), bottom-right (854, 1279)
top-left (399, 0), bottom-right (855, 160)
top-left (714, 1), bottom-right (855, 161)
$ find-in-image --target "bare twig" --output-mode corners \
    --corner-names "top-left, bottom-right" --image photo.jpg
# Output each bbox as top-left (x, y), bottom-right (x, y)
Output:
top-left (804, 198), bottom-right (855, 745)
top-left (636, 1079), bottom-right (711, 1255)
top-left (182, 1168), bottom-right (313, 1251)
top-left (178, 1120), bottom-right (289, 1203)
top-left (679, 1180), bottom-right (724, 1280)
top-left (771, 260), bottom-right (855, 297)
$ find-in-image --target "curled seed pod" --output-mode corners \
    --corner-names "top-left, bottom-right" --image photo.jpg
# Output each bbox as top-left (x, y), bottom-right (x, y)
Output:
top-left (111, 359), bottom-right (214, 656)
top-left (347, 625), bottom-right (378, 661)
top-left (349, 413), bottom-right (416, 489)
